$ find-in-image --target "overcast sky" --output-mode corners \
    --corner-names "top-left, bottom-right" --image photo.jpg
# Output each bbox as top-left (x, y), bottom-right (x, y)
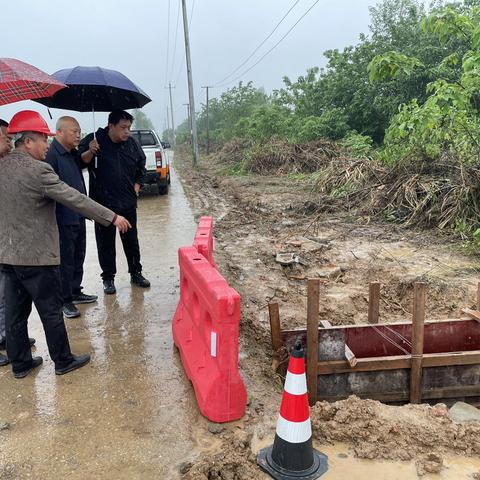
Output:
top-left (1, 0), bottom-right (379, 135)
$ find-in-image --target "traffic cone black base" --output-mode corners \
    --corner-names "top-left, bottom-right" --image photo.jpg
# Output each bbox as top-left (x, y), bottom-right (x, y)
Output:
top-left (257, 342), bottom-right (328, 479)
top-left (257, 442), bottom-right (328, 480)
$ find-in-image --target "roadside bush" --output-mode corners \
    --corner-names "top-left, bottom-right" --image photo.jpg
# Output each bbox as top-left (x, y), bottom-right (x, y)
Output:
top-left (234, 104), bottom-right (293, 142)
top-left (341, 131), bottom-right (374, 158)
top-left (292, 109), bottom-right (350, 143)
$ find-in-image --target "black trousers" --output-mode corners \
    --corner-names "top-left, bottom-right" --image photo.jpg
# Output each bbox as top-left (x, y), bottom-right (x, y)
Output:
top-left (2, 265), bottom-right (74, 374)
top-left (94, 207), bottom-right (142, 280)
top-left (59, 219), bottom-right (86, 304)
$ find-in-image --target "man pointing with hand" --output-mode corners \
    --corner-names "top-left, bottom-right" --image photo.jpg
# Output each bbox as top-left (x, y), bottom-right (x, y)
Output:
top-left (0, 111), bottom-right (131, 379)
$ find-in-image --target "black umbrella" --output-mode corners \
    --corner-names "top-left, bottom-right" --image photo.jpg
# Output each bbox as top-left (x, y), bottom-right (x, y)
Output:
top-left (34, 66), bottom-right (151, 111)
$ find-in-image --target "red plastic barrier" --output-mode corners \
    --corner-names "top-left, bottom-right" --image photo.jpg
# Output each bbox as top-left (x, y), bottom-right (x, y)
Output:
top-left (193, 216), bottom-right (217, 268)
top-left (172, 246), bottom-right (247, 422)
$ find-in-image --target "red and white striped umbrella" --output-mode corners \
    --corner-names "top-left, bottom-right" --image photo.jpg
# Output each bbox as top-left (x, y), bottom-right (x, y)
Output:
top-left (0, 58), bottom-right (66, 106)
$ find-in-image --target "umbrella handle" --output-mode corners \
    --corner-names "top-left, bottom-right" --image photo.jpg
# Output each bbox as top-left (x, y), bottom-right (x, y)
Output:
top-left (92, 106), bottom-right (98, 169)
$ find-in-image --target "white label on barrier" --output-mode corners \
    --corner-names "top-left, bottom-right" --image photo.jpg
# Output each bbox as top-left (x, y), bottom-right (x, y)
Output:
top-left (211, 332), bottom-right (217, 357)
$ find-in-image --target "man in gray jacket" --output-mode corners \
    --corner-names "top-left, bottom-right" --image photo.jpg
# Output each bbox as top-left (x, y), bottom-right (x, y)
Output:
top-left (0, 110), bottom-right (131, 379)
top-left (0, 120), bottom-right (36, 368)
top-left (0, 120), bottom-right (12, 367)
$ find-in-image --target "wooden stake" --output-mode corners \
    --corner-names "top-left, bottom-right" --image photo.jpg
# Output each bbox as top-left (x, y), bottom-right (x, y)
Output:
top-left (477, 282), bottom-right (480, 311)
top-left (307, 278), bottom-right (320, 406)
top-left (344, 344), bottom-right (357, 368)
top-left (268, 302), bottom-right (283, 352)
top-left (368, 282), bottom-right (380, 324)
top-left (461, 308), bottom-right (480, 323)
top-left (410, 282), bottom-right (426, 404)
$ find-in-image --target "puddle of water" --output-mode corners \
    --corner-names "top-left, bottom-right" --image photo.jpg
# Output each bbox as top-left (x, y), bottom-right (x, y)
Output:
top-left (251, 433), bottom-right (480, 480)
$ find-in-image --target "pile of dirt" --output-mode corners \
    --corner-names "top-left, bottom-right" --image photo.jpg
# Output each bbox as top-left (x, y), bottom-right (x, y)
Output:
top-left (182, 429), bottom-right (259, 480)
top-left (312, 395), bottom-right (480, 465)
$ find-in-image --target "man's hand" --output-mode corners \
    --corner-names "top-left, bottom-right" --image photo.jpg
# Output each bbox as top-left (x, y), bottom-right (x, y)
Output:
top-left (134, 183), bottom-right (141, 195)
top-left (113, 215), bottom-right (131, 233)
top-left (89, 139), bottom-right (100, 155)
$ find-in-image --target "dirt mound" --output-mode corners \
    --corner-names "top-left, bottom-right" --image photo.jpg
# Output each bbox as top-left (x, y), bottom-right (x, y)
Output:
top-left (312, 395), bottom-right (480, 462)
top-left (183, 429), bottom-right (259, 480)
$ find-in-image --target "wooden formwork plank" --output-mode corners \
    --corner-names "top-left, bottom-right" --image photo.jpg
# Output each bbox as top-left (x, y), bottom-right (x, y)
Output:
top-left (410, 282), bottom-right (426, 404)
top-left (462, 308), bottom-right (480, 323)
top-left (317, 350), bottom-right (480, 375)
top-left (368, 282), bottom-right (380, 324)
top-left (318, 385), bottom-right (480, 403)
top-left (307, 278), bottom-right (320, 406)
top-left (268, 302), bottom-right (283, 351)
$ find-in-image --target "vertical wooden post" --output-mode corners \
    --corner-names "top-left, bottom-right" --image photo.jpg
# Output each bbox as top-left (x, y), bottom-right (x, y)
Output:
top-left (476, 282), bottom-right (480, 311)
top-left (410, 282), bottom-right (426, 404)
top-left (307, 278), bottom-right (320, 406)
top-left (368, 282), bottom-right (381, 324)
top-left (268, 302), bottom-right (282, 352)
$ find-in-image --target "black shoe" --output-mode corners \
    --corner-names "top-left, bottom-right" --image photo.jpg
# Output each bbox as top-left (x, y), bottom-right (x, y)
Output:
top-left (55, 354), bottom-right (91, 375)
top-left (0, 337), bottom-right (35, 350)
top-left (0, 353), bottom-right (9, 367)
top-left (63, 303), bottom-right (81, 318)
top-left (131, 273), bottom-right (151, 288)
top-left (14, 356), bottom-right (43, 379)
top-left (103, 279), bottom-right (116, 295)
top-left (72, 293), bottom-right (98, 304)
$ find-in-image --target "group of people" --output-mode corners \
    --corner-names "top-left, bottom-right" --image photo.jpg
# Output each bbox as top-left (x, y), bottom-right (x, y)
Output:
top-left (0, 109), bottom-right (151, 378)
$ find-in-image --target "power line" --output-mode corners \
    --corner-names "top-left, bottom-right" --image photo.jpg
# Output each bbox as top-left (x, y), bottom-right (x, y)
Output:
top-left (215, 0), bottom-right (321, 88)
top-left (169, 0), bottom-right (182, 82)
top-left (164, 0), bottom-right (171, 86)
top-left (213, 0), bottom-right (300, 87)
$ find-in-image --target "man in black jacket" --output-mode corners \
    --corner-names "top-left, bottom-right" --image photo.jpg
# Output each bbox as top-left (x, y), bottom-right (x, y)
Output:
top-left (46, 116), bottom-right (98, 318)
top-left (78, 110), bottom-right (150, 295)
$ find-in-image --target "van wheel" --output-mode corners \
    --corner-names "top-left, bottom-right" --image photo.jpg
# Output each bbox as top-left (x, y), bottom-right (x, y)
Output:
top-left (158, 183), bottom-right (168, 195)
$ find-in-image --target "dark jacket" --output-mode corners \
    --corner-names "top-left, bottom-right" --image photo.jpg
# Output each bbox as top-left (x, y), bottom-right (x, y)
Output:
top-left (78, 127), bottom-right (146, 211)
top-left (45, 138), bottom-right (87, 226)
top-left (0, 151), bottom-right (115, 266)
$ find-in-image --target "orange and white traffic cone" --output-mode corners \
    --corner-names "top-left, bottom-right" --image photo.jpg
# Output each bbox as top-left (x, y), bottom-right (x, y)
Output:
top-left (257, 342), bottom-right (328, 480)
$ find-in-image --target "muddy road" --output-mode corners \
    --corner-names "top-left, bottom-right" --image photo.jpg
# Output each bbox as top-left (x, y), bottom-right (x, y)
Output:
top-left (0, 158), bottom-right (213, 479)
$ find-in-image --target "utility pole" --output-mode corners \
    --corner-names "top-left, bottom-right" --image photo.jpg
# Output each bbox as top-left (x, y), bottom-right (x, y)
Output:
top-left (181, 0), bottom-right (200, 166)
top-left (202, 86), bottom-right (212, 155)
top-left (166, 83), bottom-right (176, 147)
top-left (183, 102), bottom-right (191, 145)
top-left (183, 103), bottom-right (191, 128)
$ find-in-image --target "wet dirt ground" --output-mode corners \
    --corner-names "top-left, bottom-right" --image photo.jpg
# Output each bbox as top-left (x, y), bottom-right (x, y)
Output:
top-left (0, 157), bottom-right (213, 479)
top-left (2, 149), bottom-right (480, 479)
top-left (175, 150), bottom-right (480, 480)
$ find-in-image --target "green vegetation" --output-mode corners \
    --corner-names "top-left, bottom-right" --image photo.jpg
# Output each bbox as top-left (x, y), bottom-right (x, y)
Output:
top-left (176, 0), bottom-right (480, 246)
